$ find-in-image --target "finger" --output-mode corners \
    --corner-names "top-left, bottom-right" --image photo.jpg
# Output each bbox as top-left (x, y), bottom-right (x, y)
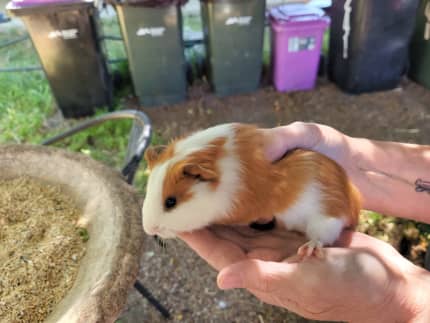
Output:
top-left (211, 225), bottom-right (306, 254)
top-left (226, 223), bottom-right (304, 240)
top-left (335, 230), bottom-right (405, 263)
top-left (261, 122), bottom-right (322, 161)
top-left (178, 229), bottom-right (247, 271)
top-left (211, 223), bottom-right (283, 238)
top-left (335, 230), bottom-right (392, 250)
top-left (246, 248), bottom-right (287, 262)
top-left (217, 259), bottom-right (298, 293)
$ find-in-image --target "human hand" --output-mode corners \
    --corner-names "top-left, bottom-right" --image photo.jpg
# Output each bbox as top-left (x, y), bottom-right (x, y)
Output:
top-left (179, 224), bottom-right (308, 270)
top-left (179, 226), bottom-right (430, 323)
top-left (260, 122), bottom-right (376, 211)
top-left (261, 121), bottom-right (355, 168)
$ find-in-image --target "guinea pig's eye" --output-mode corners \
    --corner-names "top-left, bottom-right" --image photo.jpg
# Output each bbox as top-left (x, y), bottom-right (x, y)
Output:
top-left (164, 196), bottom-right (177, 210)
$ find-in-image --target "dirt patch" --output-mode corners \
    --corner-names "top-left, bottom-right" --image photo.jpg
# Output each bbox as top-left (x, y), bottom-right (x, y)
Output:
top-left (0, 176), bottom-right (87, 323)
top-left (136, 78), bottom-right (430, 144)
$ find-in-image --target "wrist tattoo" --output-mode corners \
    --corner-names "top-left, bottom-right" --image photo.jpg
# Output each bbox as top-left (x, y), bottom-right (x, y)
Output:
top-left (415, 179), bottom-right (430, 194)
top-left (358, 166), bottom-right (430, 195)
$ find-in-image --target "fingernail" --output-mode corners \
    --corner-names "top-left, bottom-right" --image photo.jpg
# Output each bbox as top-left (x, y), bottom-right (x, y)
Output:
top-left (218, 273), bottom-right (241, 290)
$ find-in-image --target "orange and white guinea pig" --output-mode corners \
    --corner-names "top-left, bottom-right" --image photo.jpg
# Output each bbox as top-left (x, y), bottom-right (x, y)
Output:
top-left (142, 123), bottom-right (362, 258)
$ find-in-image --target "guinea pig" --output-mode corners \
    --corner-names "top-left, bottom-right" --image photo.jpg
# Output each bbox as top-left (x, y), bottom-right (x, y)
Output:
top-left (141, 123), bottom-right (362, 259)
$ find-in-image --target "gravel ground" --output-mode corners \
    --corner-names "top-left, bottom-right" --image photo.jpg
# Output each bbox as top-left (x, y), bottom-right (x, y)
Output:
top-left (116, 77), bottom-right (430, 323)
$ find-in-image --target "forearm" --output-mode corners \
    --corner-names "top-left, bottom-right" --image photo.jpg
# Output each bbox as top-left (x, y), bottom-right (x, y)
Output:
top-left (348, 136), bottom-right (430, 222)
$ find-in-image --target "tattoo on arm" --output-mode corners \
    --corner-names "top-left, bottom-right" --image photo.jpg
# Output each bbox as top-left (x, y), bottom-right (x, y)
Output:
top-left (358, 166), bottom-right (430, 195)
top-left (415, 179), bottom-right (430, 194)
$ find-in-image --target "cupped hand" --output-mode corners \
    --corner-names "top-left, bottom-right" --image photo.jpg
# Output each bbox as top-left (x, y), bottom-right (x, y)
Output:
top-left (179, 226), bottom-right (429, 323)
top-left (179, 224), bottom-right (307, 270)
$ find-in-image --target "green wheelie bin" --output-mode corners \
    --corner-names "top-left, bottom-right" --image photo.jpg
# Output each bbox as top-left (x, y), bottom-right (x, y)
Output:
top-left (111, 0), bottom-right (188, 107)
top-left (6, 0), bottom-right (113, 118)
top-left (200, 0), bottom-right (266, 97)
top-left (409, 0), bottom-right (430, 89)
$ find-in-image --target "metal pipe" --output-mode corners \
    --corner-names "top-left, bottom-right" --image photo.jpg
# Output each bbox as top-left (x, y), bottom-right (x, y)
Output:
top-left (42, 109), bottom-right (151, 152)
top-left (100, 35), bottom-right (123, 41)
top-left (0, 59), bottom-right (126, 73)
top-left (134, 281), bottom-right (171, 319)
top-left (0, 34), bottom-right (29, 49)
top-left (101, 33), bottom-right (204, 48)
top-left (0, 66), bottom-right (42, 72)
top-left (107, 58), bottom-right (127, 64)
top-left (41, 109), bottom-right (152, 183)
top-left (184, 38), bottom-right (203, 48)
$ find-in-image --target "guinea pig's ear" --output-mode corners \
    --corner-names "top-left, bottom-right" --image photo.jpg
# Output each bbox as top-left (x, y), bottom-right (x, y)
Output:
top-left (183, 163), bottom-right (218, 182)
top-left (144, 145), bottom-right (167, 169)
top-left (181, 137), bottom-right (226, 182)
top-left (182, 143), bottom-right (224, 182)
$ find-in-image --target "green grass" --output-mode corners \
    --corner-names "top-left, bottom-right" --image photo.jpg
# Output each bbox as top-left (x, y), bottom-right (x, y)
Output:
top-left (323, 28), bottom-right (330, 56)
top-left (0, 19), bottom-right (164, 195)
top-left (99, 14), bottom-right (127, 61)
top-left (77, 227), bottom-right (90, 243)
top-left (45, 109), bottom-right (166, 193)
top-left (0, 27), bottom-right (54, 144)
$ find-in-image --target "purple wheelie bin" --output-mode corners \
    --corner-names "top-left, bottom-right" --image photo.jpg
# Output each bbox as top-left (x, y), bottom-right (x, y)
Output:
top-left (269, 4), bottom-right (330, 92)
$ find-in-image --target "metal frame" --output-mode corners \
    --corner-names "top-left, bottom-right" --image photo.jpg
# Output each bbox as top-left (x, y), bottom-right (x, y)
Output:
top-left (42, 109), bottom-right (171, 319)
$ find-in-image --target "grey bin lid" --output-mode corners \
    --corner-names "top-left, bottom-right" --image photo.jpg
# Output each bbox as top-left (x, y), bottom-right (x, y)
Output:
top-left (269, 3), bottom-right (328, 23)
top-left (6, 0), bottom-right (91, 9)
top-left (109, 0), bottom-right (187, 6)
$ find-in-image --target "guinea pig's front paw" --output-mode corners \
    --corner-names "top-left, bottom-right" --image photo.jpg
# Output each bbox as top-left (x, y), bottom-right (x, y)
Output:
top-left (297, 240), bottom-right (324, 260)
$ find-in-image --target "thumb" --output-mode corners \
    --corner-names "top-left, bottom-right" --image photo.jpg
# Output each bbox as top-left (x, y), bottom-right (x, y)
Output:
top-left (262, 122), bottom-right (322, 162)
top-left (217, 259), bottom-right (296, 293)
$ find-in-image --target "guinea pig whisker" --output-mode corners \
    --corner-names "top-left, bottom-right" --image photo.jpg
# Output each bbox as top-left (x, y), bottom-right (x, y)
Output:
top-left (154, 235), bottom-right (168, 249)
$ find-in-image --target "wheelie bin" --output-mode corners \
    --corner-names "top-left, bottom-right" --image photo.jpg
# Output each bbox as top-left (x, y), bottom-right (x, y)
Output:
top-left (409, 0), bottom-right (430, 89)
top-left (6, 0), bottom-right (113, 118)
top-left (328, 0), bottom-right (420, 94)
top-left (269, 4), bottom-right (330, 92)
top-left (200, 0), bottom-right (266, 97)
top-left (110, 0), bottom-right (188, 107)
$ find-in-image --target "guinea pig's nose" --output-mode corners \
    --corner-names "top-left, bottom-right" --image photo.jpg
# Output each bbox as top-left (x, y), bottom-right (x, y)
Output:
top-left (146, 225), bottom-right (160, 236)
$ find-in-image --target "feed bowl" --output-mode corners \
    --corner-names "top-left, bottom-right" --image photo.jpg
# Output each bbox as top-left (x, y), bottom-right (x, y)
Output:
top-left (0, 144), bottom-right (144, 323)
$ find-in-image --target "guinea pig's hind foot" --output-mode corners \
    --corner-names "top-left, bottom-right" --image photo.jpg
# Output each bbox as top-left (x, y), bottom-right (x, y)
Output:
top-left (297, 240), bottom-right (324, 260)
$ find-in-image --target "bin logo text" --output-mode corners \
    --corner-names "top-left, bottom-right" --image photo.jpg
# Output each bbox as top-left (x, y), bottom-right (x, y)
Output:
top-left (48, 29), bottom-right (79, 40)
top-left (225, 16), bottom-right (252, 26)
top-left (288, 36), bottom-right (316, 52)
top-left (136, 27), bottom-right (166, 37)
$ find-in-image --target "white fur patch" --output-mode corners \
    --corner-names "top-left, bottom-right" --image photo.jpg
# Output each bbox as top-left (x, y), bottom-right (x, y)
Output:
top-left (174, 123), bottom-right (237, 160)
top-left (277, 183), bottom-right (345, 245)
top-left (142, 123), bottom-right (241, 237)
top-left (141, 160), bottom-right (169, 235)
